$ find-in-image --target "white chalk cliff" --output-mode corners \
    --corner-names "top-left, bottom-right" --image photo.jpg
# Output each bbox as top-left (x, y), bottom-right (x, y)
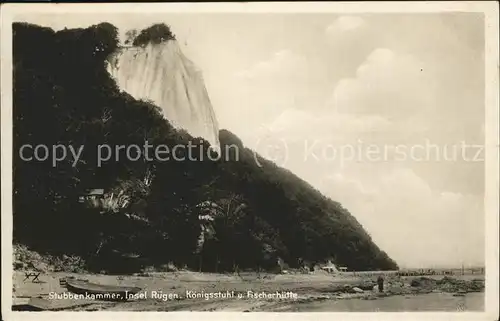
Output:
top-left (107, 40), bottom-right (220, 149)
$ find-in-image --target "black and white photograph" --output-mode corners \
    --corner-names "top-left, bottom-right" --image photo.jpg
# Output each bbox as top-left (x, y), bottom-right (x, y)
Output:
top-left (1, 2), bottom-right (498, 318)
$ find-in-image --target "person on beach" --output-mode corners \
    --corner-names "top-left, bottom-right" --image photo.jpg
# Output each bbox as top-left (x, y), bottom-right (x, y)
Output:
top-left (377, 275), bottom-right (384, 292)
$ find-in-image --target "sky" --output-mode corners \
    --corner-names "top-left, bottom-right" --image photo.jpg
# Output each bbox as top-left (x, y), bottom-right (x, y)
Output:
top-left (20, 12), bottom-right (485, 268)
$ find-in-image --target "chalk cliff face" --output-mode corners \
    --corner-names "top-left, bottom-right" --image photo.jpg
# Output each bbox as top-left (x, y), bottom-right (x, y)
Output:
top-left (107, 41), bottom-right (220, 149)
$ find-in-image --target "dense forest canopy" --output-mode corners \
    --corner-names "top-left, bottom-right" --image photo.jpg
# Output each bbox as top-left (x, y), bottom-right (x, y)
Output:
top-left (132, 23), bottom-right (176, 46)
top-left (12, 22), bottom-right (398, 273)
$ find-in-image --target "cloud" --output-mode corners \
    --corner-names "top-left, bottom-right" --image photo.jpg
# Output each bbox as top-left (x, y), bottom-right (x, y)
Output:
top-left (243, 48), bottom-right (440, 148)
top-left (235, 50), bottom-right (308, 80)
top-left (326, 16), bottom-right (366, 34)
top-left (217, 19), bottom-right (484, 269)
top-left (320, 168), bottom-right (484, 268)
top-left (330, 48), bottom-right (435, 118)
top-left (263, 108), bottom-right (392, 141)
top-left (226, 50), bottom-right (324, 133)
top-left (242, 64), bottom-right (484, 268)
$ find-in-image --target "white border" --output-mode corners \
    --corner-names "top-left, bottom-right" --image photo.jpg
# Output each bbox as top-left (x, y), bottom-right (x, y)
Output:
top-left (1, 2), bottom-right (498, 321)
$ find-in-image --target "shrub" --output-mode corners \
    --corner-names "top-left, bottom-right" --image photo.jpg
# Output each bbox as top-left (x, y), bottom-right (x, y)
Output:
top-left (132, 23), bottom-right (175, 47)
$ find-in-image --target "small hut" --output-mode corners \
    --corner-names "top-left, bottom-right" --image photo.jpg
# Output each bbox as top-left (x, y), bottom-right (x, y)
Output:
top-left (78, 189), bottom-right (105, 202)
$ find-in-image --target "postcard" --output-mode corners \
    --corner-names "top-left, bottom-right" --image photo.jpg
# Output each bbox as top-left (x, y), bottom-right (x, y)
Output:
top-left (1, 2), bottom-right (498, 321)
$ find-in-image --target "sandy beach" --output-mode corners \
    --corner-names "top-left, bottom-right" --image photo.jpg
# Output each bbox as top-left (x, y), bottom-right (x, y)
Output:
top-left (12, 270), bottom-right (485, 311)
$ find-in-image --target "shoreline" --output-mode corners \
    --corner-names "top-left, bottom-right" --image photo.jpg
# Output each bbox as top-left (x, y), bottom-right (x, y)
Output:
top-left (12, 270), bottom-right (485, 311)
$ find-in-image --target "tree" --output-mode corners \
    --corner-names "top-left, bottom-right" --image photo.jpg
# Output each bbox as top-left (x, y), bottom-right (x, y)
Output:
top-left (132, 23), bottom-right (176, 47)
top-left (124, 29), bottom-right (138, 45)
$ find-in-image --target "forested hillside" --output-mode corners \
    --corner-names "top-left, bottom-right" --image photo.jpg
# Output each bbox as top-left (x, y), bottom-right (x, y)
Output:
top-left (12, 22), bottom-right (398, 273)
